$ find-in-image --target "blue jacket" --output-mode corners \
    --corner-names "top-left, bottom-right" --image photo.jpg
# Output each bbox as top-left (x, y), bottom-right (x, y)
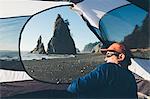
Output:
top-left (67, 63), bottom-right (137, 98)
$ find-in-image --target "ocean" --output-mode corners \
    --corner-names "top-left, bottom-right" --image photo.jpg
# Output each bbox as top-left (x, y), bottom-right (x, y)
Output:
top-left (0, 50), bottom-right (19, 60)
top-left (0, 50), bottom-right (75, 61)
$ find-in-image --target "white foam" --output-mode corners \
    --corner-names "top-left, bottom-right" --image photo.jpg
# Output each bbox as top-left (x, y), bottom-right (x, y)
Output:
top-left (21, 52), bottom-right (75, 60)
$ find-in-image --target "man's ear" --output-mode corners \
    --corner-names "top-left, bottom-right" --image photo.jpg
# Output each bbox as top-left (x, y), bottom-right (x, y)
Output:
top-left (118, 53), bottom-right (125, 61)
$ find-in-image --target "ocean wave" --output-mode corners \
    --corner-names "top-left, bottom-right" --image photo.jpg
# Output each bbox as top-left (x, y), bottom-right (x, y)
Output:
top-left (0, 50), bottom-right (19, 61)
top-left (21, 52), bottom-right (75, 60)
top-left (0, 51), bottom-right (75, 61)
top-left (0, 56), bottom-right (19, 61)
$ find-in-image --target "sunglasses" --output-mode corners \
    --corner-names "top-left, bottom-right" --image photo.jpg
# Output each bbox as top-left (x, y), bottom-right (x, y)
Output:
top-left (105, 51), bottom-right (120, 58)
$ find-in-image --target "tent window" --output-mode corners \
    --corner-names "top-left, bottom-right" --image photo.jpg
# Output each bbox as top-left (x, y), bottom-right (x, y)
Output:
top-left (99, 4), bottom-right (148, 49)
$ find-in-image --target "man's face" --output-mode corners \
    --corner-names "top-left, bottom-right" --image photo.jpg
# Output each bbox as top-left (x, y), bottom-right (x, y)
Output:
top-left (104, 51), bottom-right (124, 64)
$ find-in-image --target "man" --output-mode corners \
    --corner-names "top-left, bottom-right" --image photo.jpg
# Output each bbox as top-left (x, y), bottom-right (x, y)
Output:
top-left (67, 42), bottom-right (138, 98)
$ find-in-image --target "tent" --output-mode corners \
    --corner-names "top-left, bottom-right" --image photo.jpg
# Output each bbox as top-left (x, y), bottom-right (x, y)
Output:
top-left (0, 0), bottom-right (149, 98)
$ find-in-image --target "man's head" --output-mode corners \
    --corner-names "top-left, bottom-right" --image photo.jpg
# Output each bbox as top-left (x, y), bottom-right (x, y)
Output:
top-left (101, 42), bottom-right (132, 68)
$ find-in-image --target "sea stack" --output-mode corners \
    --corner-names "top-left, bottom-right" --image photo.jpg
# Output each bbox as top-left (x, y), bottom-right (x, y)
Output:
top-left (30, 35), bottom-right (46, 54)
top-left (124, 14), bottom-right (149, 49)
top-left (91, 43), bottom-right (102, 53)
top-left (47, 14), bottom-right (76, 54)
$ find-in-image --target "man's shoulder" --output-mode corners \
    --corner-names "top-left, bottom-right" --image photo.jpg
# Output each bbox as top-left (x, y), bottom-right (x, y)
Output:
top-left (98, 63), bottom-right (118, 68)
top-left (96, 63), bottom-right (118, 71)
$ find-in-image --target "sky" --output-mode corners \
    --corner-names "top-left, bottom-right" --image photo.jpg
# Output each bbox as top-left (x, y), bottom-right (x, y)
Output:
top-left (0, 4), bottom-right (147, 51)
top-left (0, 6), bottom-right (99, 51)
top-left (0, 16), bottom-right (29, 51)
top-left (20, 6), bottom-right (99, 51)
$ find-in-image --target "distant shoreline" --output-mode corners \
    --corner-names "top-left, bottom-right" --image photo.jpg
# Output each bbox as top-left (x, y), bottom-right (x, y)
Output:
top-left (0, 49), bottom-right (149, 83)
top-left (0, 53), bottom-right (103, 83)
top-left (22, 53), bottom-right (105, 83)
top-left (1, 53), bottom-right (150, 98)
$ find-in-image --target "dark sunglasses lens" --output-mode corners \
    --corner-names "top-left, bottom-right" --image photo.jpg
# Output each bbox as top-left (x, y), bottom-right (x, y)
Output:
top-left (101, 51), bottom-right (107, 55)
top-left (106, 52), bottom-right (120, 58)
top-left (106, 52), bottom-right (113, 57)
top-left (106, 55), bottom-right (112, 57)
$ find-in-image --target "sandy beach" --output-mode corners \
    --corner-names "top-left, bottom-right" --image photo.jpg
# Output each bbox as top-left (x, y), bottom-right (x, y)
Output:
top-left (22, 53), bottom-right (105, 83)
top-left (1, 50), bottom-right (149, 84)
top-left (1, 52), bottom-right (150, 98)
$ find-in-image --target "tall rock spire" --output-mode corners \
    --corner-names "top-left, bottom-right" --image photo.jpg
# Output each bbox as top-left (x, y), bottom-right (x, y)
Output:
top-left (30, 35), bottom-right (46, 54)
top-left (47, 14), bottom-right (76, 54)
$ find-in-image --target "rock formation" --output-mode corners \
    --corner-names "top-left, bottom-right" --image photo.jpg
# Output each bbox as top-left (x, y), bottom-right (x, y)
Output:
top-left (47, 14), bottom-right (76, 54)
top-left (91, 43), bottom-right (102, 53)
top-left (124, 14), bottom-right (149, 49)
top-left (83, 42), bottom-right (100, 52)
top-left (76, 48), bottom-right (80, 53)
top-left (30, 35), bottom-right (46, 54)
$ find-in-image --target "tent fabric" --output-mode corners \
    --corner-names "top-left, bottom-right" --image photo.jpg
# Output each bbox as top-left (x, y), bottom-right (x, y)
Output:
top-left (126, 0), bottom-right (149, 11)
top-left (0, 69), bottom-right (33, 83)
top-left (73, 0), bottom-right (130, 28)
top-left (0, 59), bottom-right (149, 83)
top-left (0, 1), bottom-right (72, 18)
top-left (0, 0), bottom-right (130, 28)
top-left (0, 80), bottom-right (70, 98)
top-left (1, 73), bottom-right (149, 98)
top-left (129, 58), bottom-right (150, 81)
top-left (134, 73), bottom-right (150, 97)
top-left (0, 1), bottom-right (149, 97)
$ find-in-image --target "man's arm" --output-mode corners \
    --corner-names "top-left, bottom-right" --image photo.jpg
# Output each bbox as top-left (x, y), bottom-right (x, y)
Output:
top-left (67, 64), bottom-right (107, 94)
